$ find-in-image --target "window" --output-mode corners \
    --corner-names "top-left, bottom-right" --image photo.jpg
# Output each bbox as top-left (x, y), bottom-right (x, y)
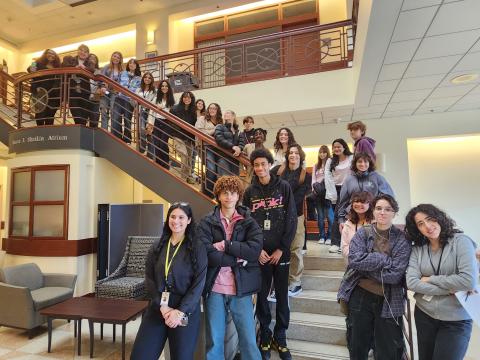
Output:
top-left (9, 165), bottom-right (69, 239)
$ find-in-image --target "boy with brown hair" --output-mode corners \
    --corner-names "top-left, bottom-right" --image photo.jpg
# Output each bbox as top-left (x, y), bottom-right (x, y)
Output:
top-left (347, 120), bottom-right (376, 162)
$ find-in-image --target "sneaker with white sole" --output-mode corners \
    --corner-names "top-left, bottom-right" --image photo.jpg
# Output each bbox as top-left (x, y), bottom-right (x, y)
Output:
top-left (288, 285), bottom-right (303, 297)
top-left (301, 249), bottom-right (307, 255)
top-left (324, 238), bottom-right (332, 245)
top-left (328, 245), bottom-right (340, 253)
top-left (267, 290), bottom-right (276, 303)
top-left (318, 238), bottom-right (325, 244)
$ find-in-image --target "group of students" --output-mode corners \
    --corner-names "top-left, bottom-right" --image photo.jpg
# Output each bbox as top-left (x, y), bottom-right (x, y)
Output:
top-left (30, 46), bottom-right (479, 360)
top-left (28, 45), bottom-right (267, 194)
top-left (129, 137), bottom-right (478, 360)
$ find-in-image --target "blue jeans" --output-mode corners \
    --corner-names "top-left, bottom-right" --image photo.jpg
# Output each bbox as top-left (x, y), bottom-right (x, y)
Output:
top-left (139, 109), bottom-right (153, 157)
top-left (205, 292), bottom-right (261, 360)
top-left (99, 93), bottom-right (116, 130)
top-left (204, 147), bottom-right (230, 196)
top-left (317, 202), bottom-right (334, 239)
top-left (415, 306), bottom-right (472, 360)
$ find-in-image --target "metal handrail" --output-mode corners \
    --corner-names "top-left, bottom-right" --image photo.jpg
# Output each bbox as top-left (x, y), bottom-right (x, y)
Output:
top-left (13, 68), bottom-right (250, 167)
top-left (137, 19), bottom-right (353, 65)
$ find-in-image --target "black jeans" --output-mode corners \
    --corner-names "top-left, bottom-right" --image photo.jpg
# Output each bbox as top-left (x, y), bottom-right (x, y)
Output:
top-left (415, 306), bottom-right (472, 360)
top-left (70, 89), bottom-right (90, 125)
top-left (348, 286), bottom-right (404, 360)
top-left (130, 304), bottom-right (201, 360)
top-left (153, 118), bottom-right (170, 169)
top-left (256, 261), bottom-right (290, 342)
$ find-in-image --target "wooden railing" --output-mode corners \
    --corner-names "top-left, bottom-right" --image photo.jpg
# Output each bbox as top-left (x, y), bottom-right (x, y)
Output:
top-left (8, 68), bottom-right (250, 198)
top-left (138, 19), bottom-right (354, 91)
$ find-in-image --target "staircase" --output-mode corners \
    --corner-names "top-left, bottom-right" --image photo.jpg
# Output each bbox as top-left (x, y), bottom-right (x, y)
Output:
top-left (272, 242), bottom-right (349, 360)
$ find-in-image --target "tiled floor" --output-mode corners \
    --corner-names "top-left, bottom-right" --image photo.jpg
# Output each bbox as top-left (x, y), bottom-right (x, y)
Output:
top-left (0, 241), bottom-right (478, 359)
top-left (0, 317), bottom-right (152, 360)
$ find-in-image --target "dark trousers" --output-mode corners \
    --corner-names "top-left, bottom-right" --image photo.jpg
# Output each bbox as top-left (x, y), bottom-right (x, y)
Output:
top-left (130, 304), bottom-right (201, 360)
top-left (331, 185), bottom-right (342, 247)
top-left (256, 261), bottom-right (290, 342)
top-left (86, 101), bottom-right (99, 128)
top-left (153, 118), bottom-right (170, 169)
top-left (415, 306), bottom-right (472, 360)
top-left (70, 90), bottom-right (90, 125)
top-left (348, 286), bottom-right (404, 360)
top-left (35, 105), bottom-right (57, 126)
top-left (112, 97), bottom-right (134, 142)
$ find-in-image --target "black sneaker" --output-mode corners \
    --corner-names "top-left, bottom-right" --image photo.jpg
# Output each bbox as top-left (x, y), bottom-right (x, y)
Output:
top-left (271, 337), bottom-right (292, 360)
top-left (259, 336), bottom-right (272, 360)
top-left (288, 285), bottom-right (303, 297)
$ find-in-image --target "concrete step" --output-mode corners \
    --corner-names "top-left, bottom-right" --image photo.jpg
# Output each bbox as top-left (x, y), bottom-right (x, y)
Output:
top-left (287, 312), bottom-right (346, 345)
top-left (304, 254), bottom-right (346, 271)
top-left (302, 270), bottom-right (343, 291)
top-left (270, 339), bottom-right (349, 360)
top-left (272, 290), bottom-right (343, 317)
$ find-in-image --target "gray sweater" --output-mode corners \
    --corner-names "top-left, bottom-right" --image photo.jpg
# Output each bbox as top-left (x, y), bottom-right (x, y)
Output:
top-left (406, 233), bottom-right (478, 321)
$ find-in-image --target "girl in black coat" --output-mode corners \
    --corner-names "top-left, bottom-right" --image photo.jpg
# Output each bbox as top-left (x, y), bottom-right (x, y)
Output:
top-left (27, 49), bottom-right (61, 126)
top-left (130, 203), bottom-right (207, 360)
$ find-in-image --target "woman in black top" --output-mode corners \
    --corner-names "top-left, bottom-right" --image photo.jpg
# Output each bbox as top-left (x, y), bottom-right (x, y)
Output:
top-left (27, 49), bottom-right (61, 126)
top-left (130, 202), bottom-right (207, 360)
top-left (214, 109), bottom-right (245, 176)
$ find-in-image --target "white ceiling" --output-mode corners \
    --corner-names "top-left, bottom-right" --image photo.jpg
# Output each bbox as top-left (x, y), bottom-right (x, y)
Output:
top-left (0, 0), bottom-right (192, 45)
top-left (254, 0), bottom-right (480, 129)
top-left (354, 0), bottom-right (480, 119)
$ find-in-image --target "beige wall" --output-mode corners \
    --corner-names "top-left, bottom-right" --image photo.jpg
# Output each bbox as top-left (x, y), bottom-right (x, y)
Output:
top-left (2, 150), bottom-right (168, 294)
top-left (287, 110), bottom-right (480, 237)
top-left (407, 135), bottom-right (480, 245)
top-left (319, 0), bottom-right (348, 24)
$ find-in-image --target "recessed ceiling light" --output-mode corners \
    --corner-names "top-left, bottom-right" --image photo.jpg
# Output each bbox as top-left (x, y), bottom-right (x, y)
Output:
top-left (450, 73), bottom-right (478, 84)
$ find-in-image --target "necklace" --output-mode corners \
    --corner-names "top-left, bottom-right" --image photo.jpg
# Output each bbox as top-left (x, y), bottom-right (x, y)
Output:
top-left (372, 224), bottom-right (391, 241)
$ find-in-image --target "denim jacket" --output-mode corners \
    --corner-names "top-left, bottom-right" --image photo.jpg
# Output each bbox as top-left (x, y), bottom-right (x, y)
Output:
top-left (117, 71), bottom-right (141, 101)
top-left (337, 225), bottom-right (412, 318)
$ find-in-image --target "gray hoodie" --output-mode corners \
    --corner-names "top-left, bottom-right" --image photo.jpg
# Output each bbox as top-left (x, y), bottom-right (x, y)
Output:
top-left (406, 233), bottom-right (478, 321)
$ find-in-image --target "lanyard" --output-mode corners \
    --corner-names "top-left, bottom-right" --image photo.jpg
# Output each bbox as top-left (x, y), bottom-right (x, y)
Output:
top-left (164, 237), bottom-right (184, 281)
top-left (427, 246), bottom-right (444, 276)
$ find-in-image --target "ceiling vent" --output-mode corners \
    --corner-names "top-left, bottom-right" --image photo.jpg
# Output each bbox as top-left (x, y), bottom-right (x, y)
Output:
top-left (58, 0), bottom-right (98, 7)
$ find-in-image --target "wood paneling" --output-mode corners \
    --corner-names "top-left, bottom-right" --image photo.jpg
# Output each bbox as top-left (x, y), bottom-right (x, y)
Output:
top-left (2, 237), bottom-right (97, 257)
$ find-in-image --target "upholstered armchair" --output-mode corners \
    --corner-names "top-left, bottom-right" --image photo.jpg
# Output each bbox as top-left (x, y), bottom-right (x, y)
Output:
top-left (0, 263), bottom-right (77, 336)
top-left (95, 236), bottom-right (159, 300)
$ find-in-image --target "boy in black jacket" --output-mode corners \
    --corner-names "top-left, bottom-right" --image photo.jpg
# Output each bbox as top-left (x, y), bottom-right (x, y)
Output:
top-left (198, 176), bottom-right (263, 360)
top-left (243, 149), bottom-right (297, 360)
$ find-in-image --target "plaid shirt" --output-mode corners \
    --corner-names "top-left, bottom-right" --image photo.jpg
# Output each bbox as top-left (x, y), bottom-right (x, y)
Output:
top-left (337, 225), bottom-right (412, 318)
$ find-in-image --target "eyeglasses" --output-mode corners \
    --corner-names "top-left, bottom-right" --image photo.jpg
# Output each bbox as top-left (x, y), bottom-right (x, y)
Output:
top-left (374, 206), bottom-right (394, 213)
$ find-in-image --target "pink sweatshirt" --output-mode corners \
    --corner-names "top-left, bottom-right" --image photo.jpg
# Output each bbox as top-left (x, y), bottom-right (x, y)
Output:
top-left (340, 219), bottom-right (371, 263)
top-left (211, 210), bottom-right (244, 295)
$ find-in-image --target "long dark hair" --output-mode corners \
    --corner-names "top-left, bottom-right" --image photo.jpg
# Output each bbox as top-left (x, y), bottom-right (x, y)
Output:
top-left (154, 202), bottom-right (198, 271)
top-left (315, 145), bottom-right (330, 172)
top-left (274, 127), bottom-right (297, 152)
top-left (196, 99), bottom-right (206, 116)
top-left (179, 91), bottom-right (196, 115)
top-left (140, 71), bottom-right (155, 92)
top-left (156, 80), bottom-right (175, 108)
top-left (126, 58), bottom-right (141, 77)
top-left (36, 49), bottom-right (61, 68)
top-left (347, 191), bottom-right (374, 224)
top-left (405, 204), bottom-right (462, 247)
top-left (330, 138), bottom-right (352, 172)
top-left (205, 103), bottom-right (223, 125)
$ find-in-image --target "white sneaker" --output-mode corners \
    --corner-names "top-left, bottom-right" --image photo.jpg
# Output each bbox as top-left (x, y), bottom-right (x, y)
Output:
top-left (318, 238), bottom-right (325, 244)
top-left (288, 285), bottom-right (303, 297)
top-left (267, 290), bottom-right (276, 303)
top-left (301, 249), bottom-right (307, 255)
top-left (328, 245), bottom-right (340, 253)
top-left (324, 239), bottom-right (332, 245)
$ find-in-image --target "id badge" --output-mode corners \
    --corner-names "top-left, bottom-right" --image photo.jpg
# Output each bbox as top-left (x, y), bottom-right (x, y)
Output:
top-left (179, 314), bottom-right (189, 327)
top-left (422, 294), bottom-right (433, 302)
top-left (264, 219), bottom-right (271, 230)
top-left (160, 291), bottom-right (170, 306)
